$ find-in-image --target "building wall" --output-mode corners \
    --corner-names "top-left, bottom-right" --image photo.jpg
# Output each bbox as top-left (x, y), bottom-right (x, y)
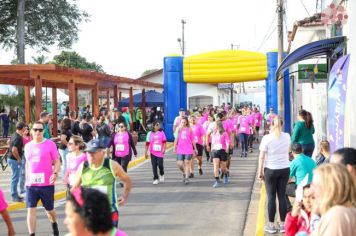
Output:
top-left (187, 83), bottom-right (221, 108)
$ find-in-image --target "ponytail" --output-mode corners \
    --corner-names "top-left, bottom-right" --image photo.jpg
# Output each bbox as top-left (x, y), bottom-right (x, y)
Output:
top-left (271, 117), bottom-right (282, 138)
top-left (305, 112), bottom-right (313, 129)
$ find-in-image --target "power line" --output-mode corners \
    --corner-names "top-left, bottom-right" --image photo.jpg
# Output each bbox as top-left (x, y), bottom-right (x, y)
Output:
top-left (258, 26), bottom-right (277, 52)
top-left (300, 0), bottom-right (311, 16)
top-left (257, 13), bottom-right (277, 51)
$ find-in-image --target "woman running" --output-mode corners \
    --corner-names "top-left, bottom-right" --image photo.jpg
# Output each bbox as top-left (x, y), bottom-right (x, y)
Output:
top-left (209, 120), bottom-right (230, 188)
top-left (174, 117), bottom-right (197, 185)
top-left (203, 114), bottom-right (215, 162)
top-left (237, 109), bottom-right (251, 157)
top-left (144, 121), bottom-right (167, 185)
top-left (108, 122), bottom-right (137, 173)
top-left (64, 135), bottom-right (87, 190)
top-left (190, 115), bottom-right (205, 176)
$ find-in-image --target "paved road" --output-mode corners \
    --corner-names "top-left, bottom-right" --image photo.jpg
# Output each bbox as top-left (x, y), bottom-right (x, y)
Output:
top-left (0, 148), bottom-right (259, 236)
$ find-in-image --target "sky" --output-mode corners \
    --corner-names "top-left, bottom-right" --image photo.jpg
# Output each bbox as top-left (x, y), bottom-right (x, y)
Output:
top-left (0, 0), bottom-right (323, 79)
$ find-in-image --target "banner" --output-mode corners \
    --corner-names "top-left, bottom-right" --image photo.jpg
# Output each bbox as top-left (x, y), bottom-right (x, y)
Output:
top-left (327, 54), bottom-right (350, 152)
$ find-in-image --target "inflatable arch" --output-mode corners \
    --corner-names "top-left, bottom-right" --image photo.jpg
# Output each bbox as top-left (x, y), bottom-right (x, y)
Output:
top-left (163, 50), bottom-right (290, 141)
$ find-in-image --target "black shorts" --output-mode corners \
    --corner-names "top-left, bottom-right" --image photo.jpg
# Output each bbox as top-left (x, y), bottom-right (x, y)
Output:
top-left (26, 186), bottom-right (55, 211)
top-left (196, 144), bottom-right (204, 156)
top-left (213, 149), bottom-right (228, 162)
top-left (256, 126), bottom-right (260, 132)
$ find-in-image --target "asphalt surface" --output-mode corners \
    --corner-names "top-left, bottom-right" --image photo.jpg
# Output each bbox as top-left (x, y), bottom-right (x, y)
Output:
top-left (0, 148), bottom-right (259, 236)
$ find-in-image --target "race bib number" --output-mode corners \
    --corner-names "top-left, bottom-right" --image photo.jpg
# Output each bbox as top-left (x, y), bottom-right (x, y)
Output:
top-left (240, 127), bottom-right (247, 132)
top-left (30, 173), bottom-right (45, 184)
top-left (214, 143), bottom-right (222, 150)
top-left (194, 136), bottom-right (198, 143)
top-left (153, 144), bottom-right (162, 152)
top-left (31, 155), bottom-right (41, 163)
top-left (181, 131), bottom-right (187, 140)
top-left (116, 144), bottom-right (125, 152)
top-left (92, 185), bottom-right (107, 194)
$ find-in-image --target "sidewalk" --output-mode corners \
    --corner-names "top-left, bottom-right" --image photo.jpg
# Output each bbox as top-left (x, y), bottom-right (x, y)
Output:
top-left (1, 141), bottom-right (158, 211)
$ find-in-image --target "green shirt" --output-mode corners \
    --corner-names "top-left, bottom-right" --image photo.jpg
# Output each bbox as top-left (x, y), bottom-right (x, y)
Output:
top-left (43, 123), bottom-right (51, 139)
top-left (290, 153), bottom-right (316, 185)
top-left (291, 121), bottom-right (315, 145)
top-left (80, 158), bottom-right (118, 212)
top-left (122, 113), bottom-right (131, 131)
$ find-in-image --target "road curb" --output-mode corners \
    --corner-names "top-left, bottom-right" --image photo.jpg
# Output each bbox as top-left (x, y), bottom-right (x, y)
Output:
top-left (8, 142), bottom-right (173, 212)
top-left (256, 183), bottom-right (266, 236)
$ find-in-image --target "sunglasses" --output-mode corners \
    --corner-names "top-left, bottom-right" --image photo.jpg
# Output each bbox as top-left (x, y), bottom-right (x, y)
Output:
top-left (118, 125), bottom-right (125, 128)
top-left (33, 128), bottom-right (44, 132)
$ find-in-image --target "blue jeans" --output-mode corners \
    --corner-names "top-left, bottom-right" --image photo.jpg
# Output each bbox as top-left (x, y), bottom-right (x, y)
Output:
top-left (59, 148), bottom-right (69, 177)
top-left (2, 126), bottom-right (9, 138)
top-left (239, 133), bottom-right (248, 153)
top-left (302, 143), bottom-right (315, 157)
top-left (8, 158), bottom-right (21, 199)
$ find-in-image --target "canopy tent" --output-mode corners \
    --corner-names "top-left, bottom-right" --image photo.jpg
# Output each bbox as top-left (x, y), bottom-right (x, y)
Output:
top-left (119, 90), bottom-right (163, 107)
top-left (276, 36), bottom-right (346, 79)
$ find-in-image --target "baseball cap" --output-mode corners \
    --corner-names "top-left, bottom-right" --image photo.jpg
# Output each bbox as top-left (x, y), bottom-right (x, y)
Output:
top-left (84, 139), bottom-right (107, 153)
top-left (122, 107), bottom-right (128, 112)
top-left (179, 108), bottom-right (185, 112)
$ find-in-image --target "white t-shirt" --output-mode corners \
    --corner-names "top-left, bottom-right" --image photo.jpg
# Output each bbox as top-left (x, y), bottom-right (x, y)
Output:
top-left (259, 132), bottom-right (291, 169)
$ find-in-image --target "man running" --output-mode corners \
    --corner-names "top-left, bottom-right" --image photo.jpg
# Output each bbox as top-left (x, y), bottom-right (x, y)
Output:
top-left (73, 139), bottom-right (132, 227)
top-left (25, 121), bottom-right (61, 236)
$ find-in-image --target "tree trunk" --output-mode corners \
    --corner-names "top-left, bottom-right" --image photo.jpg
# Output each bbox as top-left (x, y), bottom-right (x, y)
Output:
top-left (16, 0), bottom-right (25, 64)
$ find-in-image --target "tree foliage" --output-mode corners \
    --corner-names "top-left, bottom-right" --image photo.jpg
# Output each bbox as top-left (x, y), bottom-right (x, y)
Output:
top-left (32, 55), bottom-right (48, 64)
top-left (0, 0), bottom-right (89, 52)
top-left (52, 51), bottom-right (104, 72)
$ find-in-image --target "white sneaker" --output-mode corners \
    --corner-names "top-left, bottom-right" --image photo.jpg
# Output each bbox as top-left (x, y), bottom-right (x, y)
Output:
top-left (159, 175), bottom-right (165, 182)
top-left (153, 179), bottom-right (159, 185)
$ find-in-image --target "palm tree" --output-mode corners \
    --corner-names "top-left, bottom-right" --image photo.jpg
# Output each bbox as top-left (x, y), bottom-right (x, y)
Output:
top-left (32, 55), bottom-right (48, 64)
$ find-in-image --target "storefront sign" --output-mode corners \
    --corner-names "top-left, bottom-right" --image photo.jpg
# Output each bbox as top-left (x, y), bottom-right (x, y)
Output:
top-left (327, 54), bottom-right (350, 152)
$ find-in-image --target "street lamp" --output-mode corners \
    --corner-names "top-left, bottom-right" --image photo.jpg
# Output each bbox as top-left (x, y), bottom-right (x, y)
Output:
top-left (177, 19), bottom-right (186, 56)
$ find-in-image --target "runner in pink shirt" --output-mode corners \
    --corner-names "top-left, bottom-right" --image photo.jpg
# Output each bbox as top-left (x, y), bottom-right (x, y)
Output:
top-left (25, 121), bottom-right (61, 236)
top-left (254, 107), bottom-right (263, 142)
top-left (247, 107), bottom-right (256, 153)
top-left (203, 114), bottom-right (215, 162)
top-left (238, 109), bottom-right (251, 157)
top-left (196, 110), bottom-right (207, 126)
top-left (144, 121), bottom-right (167, 185)
top-left (190, 115), bottom-right (206, 177)
top-left (64, 135), bottom-right (87, 189)
top-left (209, 120), bottom-right (231, 188)
top-left (174, 116), bottom-right (197, 185)
top-left (0, 188), bottom-right (15, 236)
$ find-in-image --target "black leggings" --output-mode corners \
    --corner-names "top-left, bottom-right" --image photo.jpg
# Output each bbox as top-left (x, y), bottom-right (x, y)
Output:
top-left (113, 155), bottom-right (132, 172)
top-left (264, 167), bottom-right (290, 222)
top-left (151, 154), bottom-right (164, 180)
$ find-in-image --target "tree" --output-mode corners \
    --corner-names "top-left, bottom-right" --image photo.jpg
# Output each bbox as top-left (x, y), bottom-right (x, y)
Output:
top-left (0, 0), bottom-right (89, 63)
top-left (141, 69), bottom-right (159, 77)
top-left (52, 51), bottom-right (104, 72)
top-left (32, 55), bottom-right (48, 64)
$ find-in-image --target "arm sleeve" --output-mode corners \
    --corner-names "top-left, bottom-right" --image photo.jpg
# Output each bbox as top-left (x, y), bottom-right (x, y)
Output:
top-left (291, 123), bottom-right (300, 144)
top-left (289, 160), bottom-right (296, 178)
top-left (285, 213), bottom-right (298, 236)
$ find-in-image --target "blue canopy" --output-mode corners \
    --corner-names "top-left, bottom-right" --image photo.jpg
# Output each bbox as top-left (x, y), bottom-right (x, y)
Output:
top-left (276, 36), bottom-right (346, 79)
top-left (119, 90), bottom-right (164, 107)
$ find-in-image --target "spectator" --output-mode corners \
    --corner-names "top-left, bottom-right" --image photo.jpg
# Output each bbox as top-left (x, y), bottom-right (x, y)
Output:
top-left (20, 125), bottom-right (31, 197)
top-left (8, 121), bottom-right (26, 202)
top-left (80, 114), bottom-right (96, 143)
top-left (312, 164), bottom-right (356, 236)
top-left (59, 118), bottom-right (72, 177)
top-left (0, 109), bottom-right (10, 138)
top-left (258, 117), bottom-right (291, 234)
top-left (69, 110), bottom-right (81, 136)
top-left (291, 110), bottom-right (315, 157)
top-left (113, 108), bottom-right (126, 132)
top-left (330, 147), bottom-right (356, 180)
top-left (121, 107), bottom-right (131, 131)
top-left (0, 187), bottom-right (15, 236)
top-left (285, 185), bottom-right (314, 236)
top-left (96, 111), bottom-right (111, 146)
top-left (316, 140), bottom-right (330, 166)
top-left (287, 143), bottom-right (317, 211)
top-left (39, 111), bottom-right (51, 139)
top-left (64, 187), bottom-right (127, 236)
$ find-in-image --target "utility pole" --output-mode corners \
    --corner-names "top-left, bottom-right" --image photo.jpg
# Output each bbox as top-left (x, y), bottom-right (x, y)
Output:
top-left (181, 19), bottom-right (186, 56)
top-left (277, 0), bottom-right (285, 123)
top-left (230, 44), bottom-right (240, 107)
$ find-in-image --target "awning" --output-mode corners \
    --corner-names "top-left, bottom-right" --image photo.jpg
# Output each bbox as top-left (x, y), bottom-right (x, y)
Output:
top-left (276, 36), bottom-right (346, 79)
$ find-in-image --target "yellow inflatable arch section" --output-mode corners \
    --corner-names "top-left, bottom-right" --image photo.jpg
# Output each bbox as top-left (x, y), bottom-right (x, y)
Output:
top-left (183, 50), bottom-right (268, 83)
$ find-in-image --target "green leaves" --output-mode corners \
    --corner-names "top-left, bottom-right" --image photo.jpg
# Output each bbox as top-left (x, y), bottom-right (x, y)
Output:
top-left (0, 0), bottom-right (89, 52)
top-left (52, 51), bottom-right (104, 72)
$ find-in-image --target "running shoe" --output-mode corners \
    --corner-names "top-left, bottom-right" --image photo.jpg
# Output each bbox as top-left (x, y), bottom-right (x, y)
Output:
top-left (249, 148), bottom-right (253, 153)
top-left (279, 223), bottom-right (285, 233)
top-left (240, 152), bottom-right (244, 157)
top-left (153, 179), bottom-right (159, 185)
top-left (264, 225), bottom-right (278, 234)
top-left (220, 171), bottom-right (224, 179)
top-left (12, 197), bottom-right (23, 202)
top-left (184, 178), bottom-right (189, 185)
top-left (159, 175), bottom-right (165, 182)
top-left (119, 182), bottom-right (124, 187)
top-left (199, 168), bottom-right (203, 175)
top-left (223, 175), bottom-right (229, 184)
top-left (189, 173), bottom-right (194, 178)
top-left (213, 180), bottom-right (220, 188)
top-left (244, 152), bottom-right (248, 157)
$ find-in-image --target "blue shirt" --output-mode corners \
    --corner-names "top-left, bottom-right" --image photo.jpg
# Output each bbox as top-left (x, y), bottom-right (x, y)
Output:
top-left (1, 114), bottom-right (10, 127)
top-left (290, 153), bottom-right (316, 185)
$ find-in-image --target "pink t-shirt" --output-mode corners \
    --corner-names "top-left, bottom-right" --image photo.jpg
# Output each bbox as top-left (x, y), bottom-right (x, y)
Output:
top-left (22, 136), bottom-right (32, 147)
top-left (197, 116), bottom-right (207, 126)
top-left (223, 120), bottom-right (233, 134)
top-left (173, 116), bottom-right (183, 131)
top-left (65, 152), bottom-right (87, 186)
top-left (148, 131), bottom-right (167, 158)
top-left (255, 112), bottom-right (262, 127)
top-left (114, 132), bottom-right (130, 157)
top-left (238, 116), bottom-right (251, 134)
top-left (176, 127), bottom-right (194, 155)
top-left (191, 124), bottom-right (205, 145)
top-left (267, 113), bottom-right (277, 124)
top-left (25, 139), bottom-right (59, 187)
top-left (248, 114), bottom-right (256, 127)
top-left (211, 131), bottom-right (230, 151)
top-left (0, 188), bottom-right (8, 211)
top-left (233, 115), bottom-right (241, 133)
top-left (202, 121), bottom-right (212, 143)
